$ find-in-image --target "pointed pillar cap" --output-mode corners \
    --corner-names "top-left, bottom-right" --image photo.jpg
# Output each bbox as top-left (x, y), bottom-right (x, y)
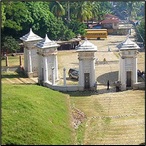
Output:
top-left (20, 28), bottom-right (43, 42)
top-left (36, 34), bottom-right (60, 49)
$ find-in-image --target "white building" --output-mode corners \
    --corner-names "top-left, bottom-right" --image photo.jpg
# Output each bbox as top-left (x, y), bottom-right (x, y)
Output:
top-left (20, 28), bottom-right (43, 77)
top-left (117, 36), bottom-right (140, 90)
top-left (76, 39), bottom-right (97, 90)
top-left (36, 34), bottom-right (60, 85)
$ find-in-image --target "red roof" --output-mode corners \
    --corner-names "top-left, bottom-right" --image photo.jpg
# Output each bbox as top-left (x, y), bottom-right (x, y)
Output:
top-left (104, 14), bottom-right (119, 19)
top-left (100, 19), bottom-right (119, 24)
top-left (99, 13), bottom-right (120, 24)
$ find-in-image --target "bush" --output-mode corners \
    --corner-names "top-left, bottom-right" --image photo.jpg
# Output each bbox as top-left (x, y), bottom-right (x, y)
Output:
top-left (2, 36), bottom-right (20, 54)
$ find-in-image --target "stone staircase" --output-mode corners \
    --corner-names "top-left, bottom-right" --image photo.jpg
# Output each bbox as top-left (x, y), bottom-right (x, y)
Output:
top-left (2, 77), bottom-right (38, 84)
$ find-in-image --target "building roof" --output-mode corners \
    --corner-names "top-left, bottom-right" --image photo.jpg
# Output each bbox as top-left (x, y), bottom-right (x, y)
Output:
top-left (100, 18), bottom-right (119, 24)
top-left (117, 36), bottom-right (140, 50)
top-left (20, 28), bottom-right (43, 42)
top-left (104, 14), bottom-right (119, 19)
top-left (36, 34), bottom-right (60, 49)
top-left (76, 38), bottom-right (97, 52)
top-left (99, 13), bottom-right (120, 24)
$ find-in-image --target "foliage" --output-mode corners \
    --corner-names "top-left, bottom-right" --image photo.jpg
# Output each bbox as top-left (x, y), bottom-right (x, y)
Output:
top-left (2, 81), bottom-right (74, 145)
top-left (3, 2), bottom-right (33, 31)
top-left (135, 19), bottom-right (145, 43)
top-left (67, 20), bottom-right (87, 36)
top-left (113, 1), bottom-right (145, 21)
top-left (1, 2), bottom-right (6, 28)
top-left (97, 2), bottom-right (113, 20)
top-left (58, 27), bottom-right (75, 41)
top-left (73, 1), bottom-right (93, 22)
top-left (62, 1), bottom-right (113, 22)
top-left (1, 1), bottom-right (145, 43)
top-left (2, 36), bottom-right (20, 53)
top-left (23, 2), bottom-right (74, 40)
top-left (91, 2), bottom-right (100, 21)
top-left (49, 1), bottom-right (65, 19)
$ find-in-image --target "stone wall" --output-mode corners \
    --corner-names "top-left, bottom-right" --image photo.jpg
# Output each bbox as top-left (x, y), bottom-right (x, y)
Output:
top-left (43, 82), bottom-right (84, 92)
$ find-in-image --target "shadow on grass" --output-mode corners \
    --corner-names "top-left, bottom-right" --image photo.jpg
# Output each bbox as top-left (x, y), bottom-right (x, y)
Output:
top-left (2, 67), bottom-right (27, 78)
top-left (2, 72), bottom-right (27, 78)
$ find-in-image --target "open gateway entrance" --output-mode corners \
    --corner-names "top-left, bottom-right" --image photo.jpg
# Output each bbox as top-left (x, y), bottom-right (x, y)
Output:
top-left (126, 71), bottom-right (132, 87)
top-left (84, 73), bottom-right (90, 89)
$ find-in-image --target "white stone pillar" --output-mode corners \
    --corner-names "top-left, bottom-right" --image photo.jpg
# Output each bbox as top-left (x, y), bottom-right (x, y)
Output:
top-left (118, 58), bottom-right (121, 81)
top-left (91, 58), bottom-right (96, 86)
top-left (90, 60), bottom-right (93, 87)
top-left (24, 48), bottom-right (27, 71)
top-left (38, 54), bottom-right (41, 83)
top-left (54, 55), bottom-right (59, 80)
top-left (28, 50), bottom-right (33, 73)
top-left (52, 67), bottom-right (55, 85)
top-left (133, 57), bottom-right (137, 84)
top-left (63, 68), bottom-right (66, 86)
top-left (79, 59), bottom-right (83, 86)
top-left (44, 57), bottom-right (48, 82)
top-left (121, 58), bottom-right (126, 90)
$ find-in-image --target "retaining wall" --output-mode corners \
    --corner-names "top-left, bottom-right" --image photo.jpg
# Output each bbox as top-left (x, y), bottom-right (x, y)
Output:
top-left (43, 82), bottom-right (84, 92)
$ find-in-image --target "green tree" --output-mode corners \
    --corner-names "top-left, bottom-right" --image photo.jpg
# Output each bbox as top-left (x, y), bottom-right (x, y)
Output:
top-left (113, 2), bottom-right (144, 21)
top-left (1, 2), bottom-right (6, 28)
top-left (4, 2), bottom-right (33, 31)
top-left (91, 2), bottom-right (100, 21)
top-left (97, 2), bottom-right (113, 20)
top-left (135, 19), bottom-right (145, 43)
top-left (25, 2), bottom-right (74, 40)
top-left (49, 1), bottom-right (65, 19)
top-left (25, 2), bottom-right (56, 39)
top-left (2, 36), bottom-right (20, 54)
top-left (67, 20), bottom-right (87, 36)
top-left (72, 1), bottom-right (93, 22)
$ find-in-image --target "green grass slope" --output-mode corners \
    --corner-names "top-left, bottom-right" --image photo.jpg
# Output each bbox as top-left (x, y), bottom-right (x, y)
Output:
top-left (2, 84), bottom-right (74, 145)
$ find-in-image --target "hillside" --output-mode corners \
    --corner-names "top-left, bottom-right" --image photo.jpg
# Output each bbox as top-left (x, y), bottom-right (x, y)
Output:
top-left (2, 83), bottom-right (74, 145)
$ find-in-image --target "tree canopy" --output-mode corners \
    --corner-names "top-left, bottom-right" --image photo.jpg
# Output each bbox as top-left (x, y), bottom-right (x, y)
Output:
top-left (1, 1), bottom-right (145, 53)
top-left (135, 19), bottom-right (145, 43)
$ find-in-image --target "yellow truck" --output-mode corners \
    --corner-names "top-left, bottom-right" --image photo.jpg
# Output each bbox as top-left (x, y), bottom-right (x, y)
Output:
top-left (83, 29), bottom-right (108, 40)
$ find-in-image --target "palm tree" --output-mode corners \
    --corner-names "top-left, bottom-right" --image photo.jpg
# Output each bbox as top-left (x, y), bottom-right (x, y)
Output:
top-left (49, 1), bottom-right (65, 19)
top-left (73, 1), bottom-right (93, 22)
top-left (91, 2), bottom-right (100, 21)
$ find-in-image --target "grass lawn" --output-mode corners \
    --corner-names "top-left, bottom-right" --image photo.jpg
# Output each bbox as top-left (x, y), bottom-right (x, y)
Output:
top-left (69, 90), bottom-right (145, 145)
top-left (2, 82), bottom-right (74, 145)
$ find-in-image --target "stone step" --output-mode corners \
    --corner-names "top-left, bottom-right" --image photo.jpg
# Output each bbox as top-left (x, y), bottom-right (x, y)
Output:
top-left (6, 78), bottom-right (15, 83)
top-left (18, 78), bottom-right (31, 84)
top-left (14, 78), bottom-right (23, 83)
